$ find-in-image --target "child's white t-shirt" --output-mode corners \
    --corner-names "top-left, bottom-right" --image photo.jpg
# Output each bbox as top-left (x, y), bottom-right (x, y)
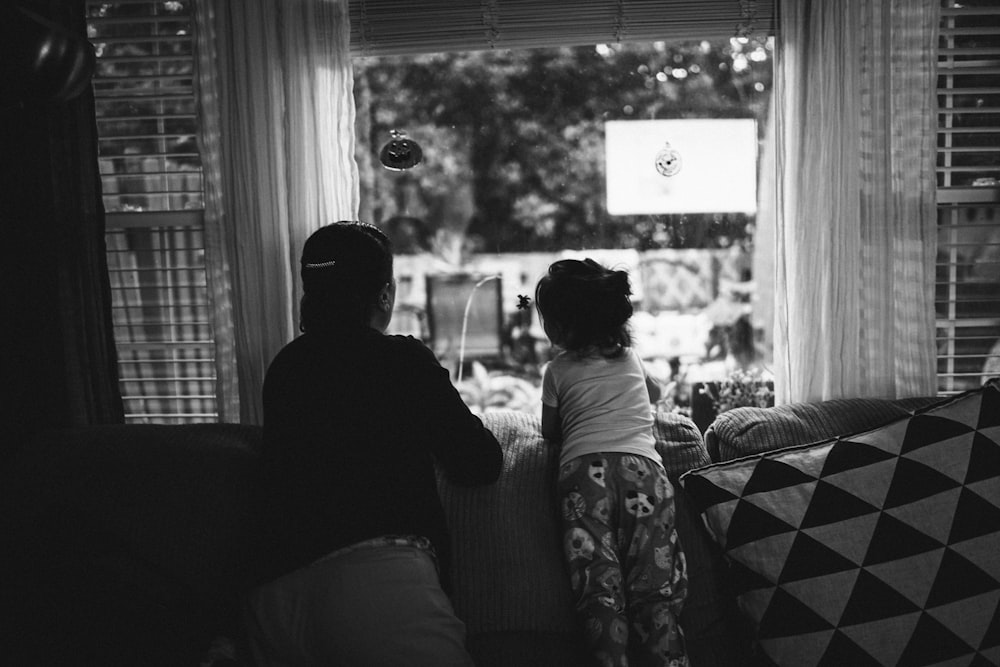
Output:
top-left (542, 347), bottom-right (661, 467)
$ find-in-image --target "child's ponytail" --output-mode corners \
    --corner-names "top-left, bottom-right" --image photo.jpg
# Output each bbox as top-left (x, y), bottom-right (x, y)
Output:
top-left (536, 258), bottom-right (634, 358)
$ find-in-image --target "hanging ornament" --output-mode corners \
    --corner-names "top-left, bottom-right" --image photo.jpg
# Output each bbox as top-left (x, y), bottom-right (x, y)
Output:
top-left (654, 141), bottom-right (682, 177)
top-left (379, 129), bottom-right (423, 171)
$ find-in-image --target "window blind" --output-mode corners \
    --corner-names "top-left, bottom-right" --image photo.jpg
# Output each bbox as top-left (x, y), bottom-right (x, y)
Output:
top-left (105, 220), bottom-right (217, 423)
top-left (88, 0), bottom-right (202, 213)
top-left (348, 0), bottom-right (776, 57)
top-left (936, 0), bottom-right (1000, 394)
top-left (88, 0), bottom-right (217, 423)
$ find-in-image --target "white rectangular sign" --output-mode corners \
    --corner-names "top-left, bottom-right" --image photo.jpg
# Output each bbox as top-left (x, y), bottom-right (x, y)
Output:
top-left (605, 119), bottom-right (758, 215)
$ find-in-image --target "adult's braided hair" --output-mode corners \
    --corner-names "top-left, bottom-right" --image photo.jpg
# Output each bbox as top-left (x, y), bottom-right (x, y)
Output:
top-left (299, 221), bottom-right (393, 332)
top-left (534, 258), bottom-right (633, 358)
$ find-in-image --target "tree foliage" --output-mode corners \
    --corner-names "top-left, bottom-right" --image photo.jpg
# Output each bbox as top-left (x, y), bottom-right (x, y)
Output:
top-left (355, 38), bottom-right (772, 254)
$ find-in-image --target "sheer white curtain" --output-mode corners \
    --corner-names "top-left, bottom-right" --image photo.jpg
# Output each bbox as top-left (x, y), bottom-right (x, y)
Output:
top-left (772, 0), bottom-right (939, 404)
top-left (195, 0), bottom-right (359, 424)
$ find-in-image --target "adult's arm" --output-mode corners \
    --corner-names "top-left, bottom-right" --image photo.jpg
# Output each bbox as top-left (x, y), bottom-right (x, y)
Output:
top-left (403, 339), bottom-right (503, 486)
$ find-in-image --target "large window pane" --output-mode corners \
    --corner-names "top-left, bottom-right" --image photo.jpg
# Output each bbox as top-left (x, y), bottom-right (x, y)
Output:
top-left (355, 38), bottom-right (774, 418)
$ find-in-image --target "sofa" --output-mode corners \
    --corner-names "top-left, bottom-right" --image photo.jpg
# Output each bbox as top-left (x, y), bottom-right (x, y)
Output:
top-left (2, 379), bottom-right (996, 666)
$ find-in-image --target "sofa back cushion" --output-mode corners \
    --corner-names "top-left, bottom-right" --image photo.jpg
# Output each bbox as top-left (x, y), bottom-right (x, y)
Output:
top-left (680, 381), bottom-right (1000, 666)
top-left (3, 423), bottom-right (263, 665)
top-left (438, 408), bottom-right (715, 639)
top-left (439, 408), bottom-right (744, 667)
top-left (705, 395), bottom-right (940, 462)
top-left (18, 424), bottom-right (263, 590)
top-left (438, 409), bottom-right (578, 637)
top-left (653, 405), bottom-right (712, 476)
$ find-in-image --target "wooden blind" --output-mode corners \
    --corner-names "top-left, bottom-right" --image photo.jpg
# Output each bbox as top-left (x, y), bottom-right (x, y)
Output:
top-left (105, 222), bottom-right (216, 423)
top-left (88, 0), bottom-right (203, 213)
top-left (88, 0), bottom-right (217, 423)
top-left (348, 0), bottom-right (776, 57)
top-left (936, 0), bottom-right (1000, 394)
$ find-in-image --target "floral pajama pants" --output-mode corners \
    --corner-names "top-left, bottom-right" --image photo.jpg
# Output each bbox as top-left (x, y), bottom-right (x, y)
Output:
top-left (558, 452), bottom-right (689, 667)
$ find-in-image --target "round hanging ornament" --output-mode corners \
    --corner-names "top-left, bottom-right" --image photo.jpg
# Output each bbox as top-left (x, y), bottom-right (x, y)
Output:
top-left (379, 129), bottom-right (423, 171)
top-left (654, 141), bottom-right (682, 177)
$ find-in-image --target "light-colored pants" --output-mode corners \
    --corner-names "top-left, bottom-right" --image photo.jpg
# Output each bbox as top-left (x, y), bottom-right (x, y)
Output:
top-left (243, 541), bottom-right (474, 667)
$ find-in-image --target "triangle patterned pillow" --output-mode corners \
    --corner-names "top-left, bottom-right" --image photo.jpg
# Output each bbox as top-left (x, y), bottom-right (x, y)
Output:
top-left (680, 379), bottom-right (1000, 667)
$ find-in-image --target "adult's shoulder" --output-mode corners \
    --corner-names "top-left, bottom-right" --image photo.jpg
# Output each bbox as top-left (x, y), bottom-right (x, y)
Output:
top-left (381, 333), bottom-right (440, 365)
top-left (262, 335), bottom-right (313, 405)
top-left (265, 334), bottom-right (308, 373)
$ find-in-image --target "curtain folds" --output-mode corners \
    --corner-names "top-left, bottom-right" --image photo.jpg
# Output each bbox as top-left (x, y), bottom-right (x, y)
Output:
top-left (772, 0), bottom-right (939, 404)
top-left (195, 0), bottom-right (359, 424)
top-left (194, 1), bottom-right (240, 424)
top-left (1, 0), bottom-right (125, 459)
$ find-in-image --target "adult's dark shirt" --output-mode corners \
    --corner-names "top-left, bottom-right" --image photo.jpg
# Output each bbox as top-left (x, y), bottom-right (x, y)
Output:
top-left (259, 324), bottom-right (503, 588)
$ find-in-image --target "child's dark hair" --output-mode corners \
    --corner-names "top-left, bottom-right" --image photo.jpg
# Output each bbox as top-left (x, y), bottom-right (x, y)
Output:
top-left (299, 221), bottom-right (393, 332)
top-left (535, 258), bottom-right (633, 358)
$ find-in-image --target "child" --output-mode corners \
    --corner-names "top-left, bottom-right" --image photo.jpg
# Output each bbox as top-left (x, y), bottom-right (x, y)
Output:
top-left (535, 258), bottom-right (688, 667)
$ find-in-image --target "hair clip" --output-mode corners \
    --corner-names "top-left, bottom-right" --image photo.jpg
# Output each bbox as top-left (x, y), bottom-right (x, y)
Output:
top-left (303, 260), bottom-right (337, 269)
top-left (516, 294), bottom-right (532, 310)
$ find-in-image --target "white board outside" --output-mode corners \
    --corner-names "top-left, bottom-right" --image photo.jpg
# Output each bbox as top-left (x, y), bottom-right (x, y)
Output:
top-left (605, 119), bottom-right (758, 215)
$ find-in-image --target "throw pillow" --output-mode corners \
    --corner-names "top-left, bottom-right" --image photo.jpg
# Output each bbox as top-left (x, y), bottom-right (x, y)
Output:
top-left (679, 380), bottom-right (1000, 666)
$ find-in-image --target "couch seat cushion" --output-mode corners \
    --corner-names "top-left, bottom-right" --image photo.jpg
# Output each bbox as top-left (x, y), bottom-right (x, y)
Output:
top-left (680, 380), bottom-right (1000, 666)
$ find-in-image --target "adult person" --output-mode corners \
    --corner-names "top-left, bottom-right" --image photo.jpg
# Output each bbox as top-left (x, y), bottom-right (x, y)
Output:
top-left (244, 221), bottom-right (503, 666)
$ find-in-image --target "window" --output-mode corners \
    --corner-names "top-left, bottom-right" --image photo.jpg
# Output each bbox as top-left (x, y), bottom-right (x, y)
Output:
top-left (88, 0), bottom-right (774, 423)
top-left (351, 14), bottom-right (775, 417)
top-left (88, 0), bottom-right (217, 423)
top-left (87, 2), bottom-right (977, 421)
top-left (936, 0), bottom-right (1000, 394)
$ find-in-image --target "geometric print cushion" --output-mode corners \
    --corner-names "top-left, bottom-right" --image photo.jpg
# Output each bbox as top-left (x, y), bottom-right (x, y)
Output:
top-left (679, 380), bottom-right (1000, 666)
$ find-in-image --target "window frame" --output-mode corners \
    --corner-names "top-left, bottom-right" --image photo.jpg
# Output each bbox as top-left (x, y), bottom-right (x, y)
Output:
top-left (935, 0), bottom-right (1000, 394)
